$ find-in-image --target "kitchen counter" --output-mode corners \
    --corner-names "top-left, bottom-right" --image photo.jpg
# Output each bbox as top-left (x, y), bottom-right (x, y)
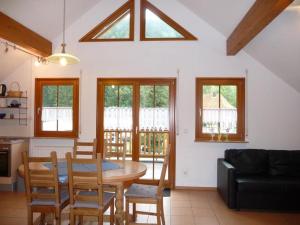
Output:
top-left (0, 137), bottom-right (28, 145)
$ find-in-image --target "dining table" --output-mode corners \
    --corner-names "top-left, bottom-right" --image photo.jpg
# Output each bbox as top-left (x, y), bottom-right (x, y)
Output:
top-left (18, 159), bottom-right (147, 225)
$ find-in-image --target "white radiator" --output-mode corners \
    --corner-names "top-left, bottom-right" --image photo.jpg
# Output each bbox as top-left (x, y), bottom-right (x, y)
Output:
top-left (30, 138), bottom-right (74, 159)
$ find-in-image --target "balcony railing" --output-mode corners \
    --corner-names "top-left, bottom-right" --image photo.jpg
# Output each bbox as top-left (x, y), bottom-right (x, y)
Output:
top-left (104, 129), bottom-right (169, 158)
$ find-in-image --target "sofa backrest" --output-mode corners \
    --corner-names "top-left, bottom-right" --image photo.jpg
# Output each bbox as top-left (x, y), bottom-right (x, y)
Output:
top-left (225, 149), bottom-right (300, 177)
top-left (268, 150), bottom-right (300, 177)
top-left (225, 149), bottom-right (269, 176)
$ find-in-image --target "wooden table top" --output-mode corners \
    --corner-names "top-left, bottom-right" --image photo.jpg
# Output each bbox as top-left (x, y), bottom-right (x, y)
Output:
top-left (18, 160), bottom-right (147, 185)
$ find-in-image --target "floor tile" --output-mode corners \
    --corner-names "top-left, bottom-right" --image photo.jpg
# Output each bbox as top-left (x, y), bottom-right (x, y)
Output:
top-left (1, 190), bottom-right (300, 225)
top-left (194, 216), bottom-right (220, 225)
top-left (171, 207), bottom-right (193, 216)
top-left (170, 215), bottom-right (195, 225)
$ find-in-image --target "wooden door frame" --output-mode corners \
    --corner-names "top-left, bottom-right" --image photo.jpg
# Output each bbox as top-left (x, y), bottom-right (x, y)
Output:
top-left (96, 78), bottom-right (176, 188)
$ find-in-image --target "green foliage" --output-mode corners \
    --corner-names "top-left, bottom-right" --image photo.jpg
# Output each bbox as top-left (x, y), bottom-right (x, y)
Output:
top-left (104, 85), bottom-right (169, 108)
top-left (203, 85), bottom-right (237, 108)
top-left (140, 85), bottom-right (169, 108)
top-left (221, 86), bottom-right (237, 108)
top-left (105, 86), bottom-right (133, 107)
top-left (145, 9), bottom-right (183, 38)
top-left (98, 14), bottom-right (130, 39)
top-left (42, 85), bottom-right (73, 107)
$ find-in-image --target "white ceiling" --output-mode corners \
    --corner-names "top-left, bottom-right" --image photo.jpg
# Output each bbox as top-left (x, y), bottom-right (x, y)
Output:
top-left (1, 0), bottom-right (300, 92)
top-left (0, 0), bottom-right (101, 40)
top-left (0, 0), bottom-right (101, 81)
top-left (179, 0), bottom-right (300, 92)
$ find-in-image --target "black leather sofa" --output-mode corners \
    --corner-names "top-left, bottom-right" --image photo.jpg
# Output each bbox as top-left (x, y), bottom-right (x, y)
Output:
top-left (217, 149), bottom-right (300, 210)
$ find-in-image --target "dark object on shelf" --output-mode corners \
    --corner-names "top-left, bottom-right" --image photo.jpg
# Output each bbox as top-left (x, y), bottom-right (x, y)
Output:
top-left (217, 149), bottom-right (300, 211)
top-left (0, 84), bottom-right (6, 96)
top-left (0, 113), bottom-right (6, 119)
top-left (9, 100), bottom-right (21, 108)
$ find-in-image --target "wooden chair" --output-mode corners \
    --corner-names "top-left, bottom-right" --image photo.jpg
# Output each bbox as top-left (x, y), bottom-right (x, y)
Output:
top-left (104, 142), bottom-right (126, 162)
top-left (125, 145), bottom-right (171, 225)
top-left (22, 151), bottom-right (69, 225)
top-left (73, 138), bottom-right (97, 159)
top-left (66, 152), bottom-right (114, 225)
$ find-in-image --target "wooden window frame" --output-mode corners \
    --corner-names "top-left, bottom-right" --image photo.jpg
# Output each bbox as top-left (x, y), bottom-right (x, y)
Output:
top-left (79, 0), bottom-right (134, 42)
top-left (195, 77), bottom-right (245, 142)
top-left (140, 0), bottom-right (197, 41)
top-left (34, 78), bottom-right (79, 138)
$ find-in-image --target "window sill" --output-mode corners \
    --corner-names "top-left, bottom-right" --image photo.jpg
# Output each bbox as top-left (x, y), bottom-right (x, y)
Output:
top-left (194, 139), bottom-right (248, 144)
top-left (32, 136), bottom-right (76, 139)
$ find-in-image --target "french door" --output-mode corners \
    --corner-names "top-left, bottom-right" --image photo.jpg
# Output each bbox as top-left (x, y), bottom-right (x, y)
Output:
top-left (97, 78), bottom-right (176, 188)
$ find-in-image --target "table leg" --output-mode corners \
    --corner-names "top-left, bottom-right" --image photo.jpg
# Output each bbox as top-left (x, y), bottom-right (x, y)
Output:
top-left (115, 183), bottom-right (124, 225)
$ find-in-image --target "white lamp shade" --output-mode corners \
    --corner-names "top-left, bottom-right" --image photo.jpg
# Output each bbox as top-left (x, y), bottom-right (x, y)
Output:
top-left (47, 53), bottom-right (80, 65)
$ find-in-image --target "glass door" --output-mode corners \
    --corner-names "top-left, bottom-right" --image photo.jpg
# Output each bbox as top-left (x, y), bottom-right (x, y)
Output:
top-left (138, 84), bottom-right (170, 182)
top-left (103, 84), bottom-right (134, 160)
top-left (97, 79), bottom-right (175, 187)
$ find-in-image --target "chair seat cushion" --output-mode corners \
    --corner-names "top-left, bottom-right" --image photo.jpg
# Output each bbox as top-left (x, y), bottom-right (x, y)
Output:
top-left (125, 184), bottom-right (158, 199)
top-left (236, 177), bottom-right (300, 193)
top-left (72, 191), bottom-right (114, 209)
top-left (31, 188), bottom-right (69, 206)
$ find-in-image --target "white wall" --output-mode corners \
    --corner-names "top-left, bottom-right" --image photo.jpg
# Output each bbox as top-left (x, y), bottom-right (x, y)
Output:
top-left (2, 0), bottom-right (300, 187)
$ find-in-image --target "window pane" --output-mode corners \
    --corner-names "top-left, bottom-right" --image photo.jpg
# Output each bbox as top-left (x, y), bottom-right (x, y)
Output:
top-left (42, 86), bottom-right (58, 131)
top-left (145, 9), bottom-right (183, 38)
top-left (119, 86), bottom-right (132, 107)
top-left (104, 85), bottom-right (133, 130)
top-left (139, 85), bottom-right (170, 180)
top-left (220, 86), bottom-right (237, 134)
top-left (104, 85), bottom-right (133, 161)
top-left (104, 85), bottom-right (118, 107)
top-left (58, 85), bottom-right (73, 131)
top-left (94, 12), bottom-right (130, 39)
top-left (202, 85), bottom-right (219, 134)
top-left (154, 85), bottom-right (169, 131)
top-left (155, 86), bottom-right (169, 108)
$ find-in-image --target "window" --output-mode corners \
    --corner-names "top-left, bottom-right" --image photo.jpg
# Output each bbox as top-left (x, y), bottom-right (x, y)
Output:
top-left (140, 0), bottom-right (197, 41)
top-left (195, 78), bottom-right (245, 142)
top-left (35, 78), bottom-right (79, 138)
top-left (79, 0), bottom-right (134, 42)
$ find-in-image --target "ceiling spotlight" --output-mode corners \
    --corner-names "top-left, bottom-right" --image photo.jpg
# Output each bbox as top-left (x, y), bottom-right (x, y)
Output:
top-left (34, 59), bottom-right (41, 67)
top-left (5, 43), bottom-right (9, 53)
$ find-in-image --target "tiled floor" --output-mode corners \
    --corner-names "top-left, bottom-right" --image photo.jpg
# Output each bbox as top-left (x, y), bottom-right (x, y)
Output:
top-left (0, 190), bottom-right (300, 225)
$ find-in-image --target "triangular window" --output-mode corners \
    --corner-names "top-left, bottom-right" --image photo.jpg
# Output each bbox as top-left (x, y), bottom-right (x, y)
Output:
top-left (140, 0), bottom-right (197, 41)
top-left (80, 0), bottom-right (134, 42)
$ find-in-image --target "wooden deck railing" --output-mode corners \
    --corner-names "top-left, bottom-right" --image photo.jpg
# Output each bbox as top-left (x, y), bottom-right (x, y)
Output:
top-left (104, 129), bottom-right (169, 158)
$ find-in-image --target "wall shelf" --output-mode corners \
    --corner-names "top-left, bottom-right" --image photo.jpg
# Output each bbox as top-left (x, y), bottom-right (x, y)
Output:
top-left (0, 92), bottom-right (28, 126)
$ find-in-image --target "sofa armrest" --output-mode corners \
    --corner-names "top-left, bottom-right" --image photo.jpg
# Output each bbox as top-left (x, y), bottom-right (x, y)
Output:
top-left (217, 158), bottom-right (236, 209)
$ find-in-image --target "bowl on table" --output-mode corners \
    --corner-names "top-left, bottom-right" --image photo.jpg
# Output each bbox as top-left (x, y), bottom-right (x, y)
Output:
top-left (0, 113), bottom-right (6, 119)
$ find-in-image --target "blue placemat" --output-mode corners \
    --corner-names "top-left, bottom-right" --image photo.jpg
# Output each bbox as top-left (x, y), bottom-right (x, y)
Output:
top-left (44, 160), bottom-right (120, 183)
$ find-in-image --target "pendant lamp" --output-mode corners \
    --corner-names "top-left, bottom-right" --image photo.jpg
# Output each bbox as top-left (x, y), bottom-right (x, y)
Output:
top-left (47, 0), bottom-right (80, 66)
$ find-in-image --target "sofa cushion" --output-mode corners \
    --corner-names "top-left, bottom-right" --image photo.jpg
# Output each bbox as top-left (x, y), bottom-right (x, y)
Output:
top-left (225, 149), bottom-right (268, 175)
top-left (269, 150), bottom-right (300, 177)
top-left (236, 177), bottom-right (300, 193)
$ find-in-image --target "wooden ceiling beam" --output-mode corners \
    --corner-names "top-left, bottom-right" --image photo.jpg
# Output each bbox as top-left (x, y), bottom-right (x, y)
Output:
top-left (0, 12), bottom-right (52, 57)
top-left (227, 0), bottom-right (294, 56)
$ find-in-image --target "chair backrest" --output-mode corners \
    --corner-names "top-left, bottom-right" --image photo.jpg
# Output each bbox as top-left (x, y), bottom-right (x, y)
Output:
top-left (73, 138), bottom-right (97, 159)
top-left (66, 152), bottom-right (103, 208)
top-left (157, 144), bottom-right (171, 197)
top-left (22, 151), bottom-right (61, 205)
top-left (104, 142), bottom-right (126, 161)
